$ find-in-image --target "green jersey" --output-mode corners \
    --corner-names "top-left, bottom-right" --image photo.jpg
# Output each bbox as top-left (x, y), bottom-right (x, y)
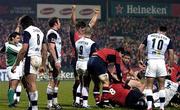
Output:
top-left (3, 42), bottom-right (22, 67)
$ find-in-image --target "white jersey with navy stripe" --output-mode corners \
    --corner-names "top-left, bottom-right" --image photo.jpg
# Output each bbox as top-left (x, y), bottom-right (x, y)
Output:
top-left (144, 33), bottom-right (172, 59)
top-left (153, 79), bottom-right (178, 107)
top-left (24, 26), bottom-right (44, 57)
top-left (75, 37), bottom-right (95, 61)
top-left (46, 29), bottom-right (61, 59)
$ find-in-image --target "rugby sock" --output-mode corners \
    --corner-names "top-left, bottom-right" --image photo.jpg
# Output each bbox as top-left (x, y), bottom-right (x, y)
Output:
top-left (146, 89), bottom-right (153, 109)
top-left (14, 92), bottom-right (17, 101)
top-left (53, 87), bottom-right (58, 105)
top-left (93, 91), bottom-right (100, 104)
top-left (159, 89), bottom-right (165, 110)
top-left (73, 80), bottom-right (79, 102)
top-left (82, 87), bottom-right (89, 107)
top-left (75, 84), bottom-right (81, 104)
top-left (16, 85), bottom-right (22, 102)
top-left (8, 88), bottom-right (15, 105)
top-left (46, 86), bottom-right (53, 107)
top-left (29, 91), bottom-right (38, 110)
top-left (102, 87), bottom-right (110, 104)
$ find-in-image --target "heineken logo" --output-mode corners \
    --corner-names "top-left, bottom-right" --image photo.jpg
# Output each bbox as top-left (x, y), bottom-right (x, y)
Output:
top-left (114, 3), bottom-right (168, 16)
top-left (127, 5), bottom-right (167, 15)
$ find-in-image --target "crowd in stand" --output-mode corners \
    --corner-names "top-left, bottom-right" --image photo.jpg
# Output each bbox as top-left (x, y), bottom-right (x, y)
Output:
top-left (0, 16), bottom-right (179, 69)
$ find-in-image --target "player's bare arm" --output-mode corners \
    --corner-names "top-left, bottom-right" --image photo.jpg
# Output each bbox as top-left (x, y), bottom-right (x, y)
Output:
top-left (168, 49), bottom-right (174, 67)
top-left (41, 43), bottom-right (47, 67)
top-left (71, 5), bottom-right (76, 26)
top-left (39, 43), bottom-right (47, 73)
top-left (48, 43), bottom-right (57, 62)
top-left (48, 43), bottom-right (61, 69)
top-left (15, 16), bottom-right (23, 33)
top-left (88, 9), bottom-right (100, 28)
top-left (137, 44), bottom-right (145, 63)
top-left (15, 25), bottom-right (20, 33)
top-left (70, 5), bottom-right (77, 34)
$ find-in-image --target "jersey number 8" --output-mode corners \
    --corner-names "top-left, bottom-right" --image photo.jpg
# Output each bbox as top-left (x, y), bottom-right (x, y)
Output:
top-left (109, 88), bottom-right (116, 95)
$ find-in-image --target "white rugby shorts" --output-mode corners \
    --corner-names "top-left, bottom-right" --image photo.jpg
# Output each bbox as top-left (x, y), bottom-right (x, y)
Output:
top-left (145, 59), bottom-right (167, 77)
top-left (23, 56), bottom-right (42, 75)
top-left (76, 60), bottom-right (88, 75)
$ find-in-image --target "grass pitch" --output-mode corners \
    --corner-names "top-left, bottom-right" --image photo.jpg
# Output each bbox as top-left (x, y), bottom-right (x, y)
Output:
top-left (0, 81), bottom-right (177, 110)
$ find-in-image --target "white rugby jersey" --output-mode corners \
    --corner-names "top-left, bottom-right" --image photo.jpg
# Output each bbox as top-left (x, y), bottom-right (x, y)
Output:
top-left (75, 37), bottom-right (95, 61)
top-left (23, 26), bottom-right (44, 57)
top-left (46, 29), bottom-right (61, 59)
top-left (143, 33), bottom-right (173, 59)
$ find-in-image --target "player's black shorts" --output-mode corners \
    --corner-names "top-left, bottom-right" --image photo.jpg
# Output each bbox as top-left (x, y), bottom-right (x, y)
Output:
top-left (87, 55), bottom-right (107, 77)
top-left (125, 89), bottom-right (144, 107)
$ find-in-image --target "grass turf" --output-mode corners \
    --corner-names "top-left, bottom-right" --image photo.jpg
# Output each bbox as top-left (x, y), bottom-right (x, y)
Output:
top-left (0, 81), bottom-right (177, 110)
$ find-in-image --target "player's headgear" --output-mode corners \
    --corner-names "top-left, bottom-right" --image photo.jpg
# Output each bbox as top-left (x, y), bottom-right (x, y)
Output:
top-left (20, 15), bottom-right (34, 30)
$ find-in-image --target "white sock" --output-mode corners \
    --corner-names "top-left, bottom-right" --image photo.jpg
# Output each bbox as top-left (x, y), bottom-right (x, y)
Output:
top-left (145, 89), bottom-right (153, 109)
top-left (14, 92), bottom-right (17, 101)
top-left (29, 91), bottom-right (38, 110)
top-left (82, 87), bottom-right (89, 107)
top-left (159, 89), bottom-right (165, 110)
top-left (53, 87), bottom-right (58, 105)
top-left (16, 85), bottom-right (22, 102)
top-left (46, 86), bottom-right (53, 107)
top-left (75, 84), bottom-right (81, 104)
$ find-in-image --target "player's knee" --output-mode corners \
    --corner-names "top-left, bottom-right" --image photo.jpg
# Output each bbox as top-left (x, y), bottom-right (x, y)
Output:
top-left (27, 83), bottom-right (37, 92)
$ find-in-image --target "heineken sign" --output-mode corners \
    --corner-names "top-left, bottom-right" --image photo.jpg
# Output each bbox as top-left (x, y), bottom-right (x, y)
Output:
top-left (127, 5), bottom-right (167, 15)
top-left (111, 2), bottom-right (171, 16)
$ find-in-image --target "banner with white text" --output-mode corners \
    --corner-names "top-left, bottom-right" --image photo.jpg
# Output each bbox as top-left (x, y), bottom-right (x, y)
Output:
top-left (111, 2), bottom-right (171, 17)
top-left (0, 69), bottom-right (74, 81)
top-left (37, 4), bottom-right (101, 19)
